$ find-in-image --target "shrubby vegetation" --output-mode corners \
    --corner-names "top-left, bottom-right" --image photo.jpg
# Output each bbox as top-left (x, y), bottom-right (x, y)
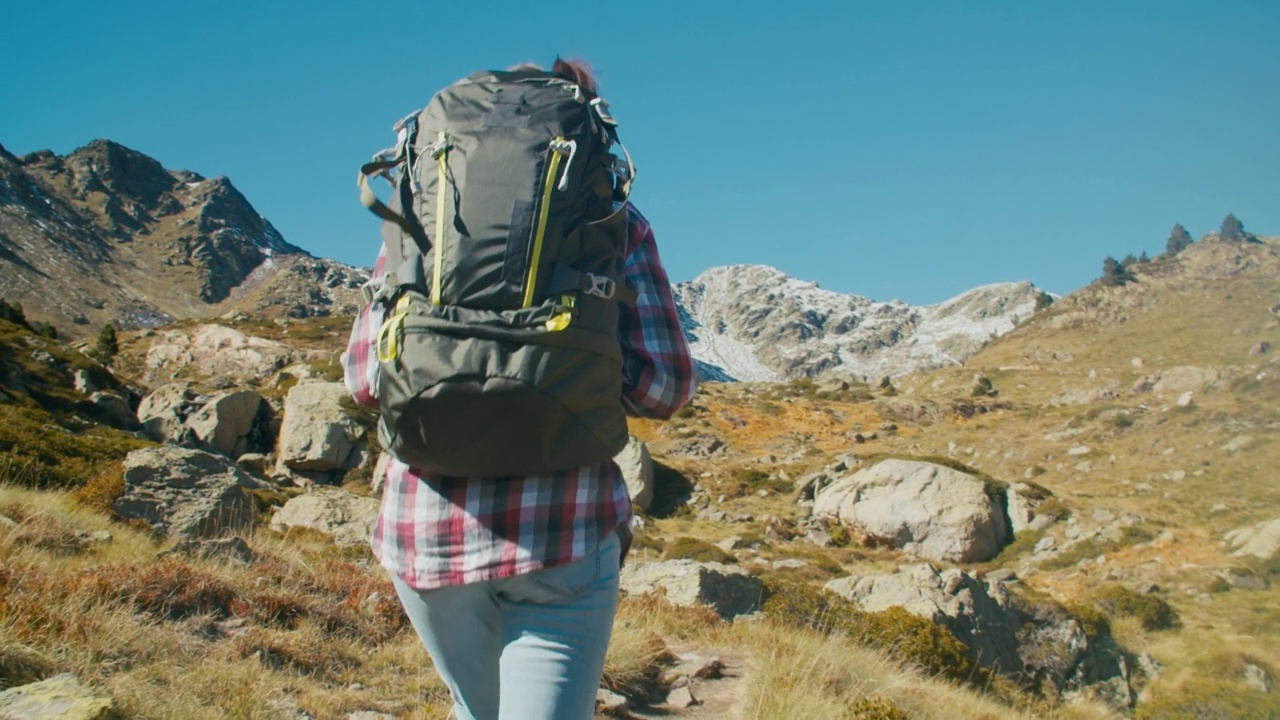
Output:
top-left (762, 579), bottom-right (976, 683)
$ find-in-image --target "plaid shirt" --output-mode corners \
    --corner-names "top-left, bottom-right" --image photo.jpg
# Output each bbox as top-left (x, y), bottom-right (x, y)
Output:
top-left (342, 204), bottom-right (697, 590)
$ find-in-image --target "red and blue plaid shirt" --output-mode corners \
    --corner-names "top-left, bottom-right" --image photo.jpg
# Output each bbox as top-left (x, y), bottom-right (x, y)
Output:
top-left (342, 204), bottom-right (697, 590)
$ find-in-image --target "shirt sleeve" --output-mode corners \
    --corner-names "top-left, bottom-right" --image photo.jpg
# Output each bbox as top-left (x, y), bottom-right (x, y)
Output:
top-left (618, 206), bottom-right (699, 419)
top-left (341, 247), bottom-right (387, 410)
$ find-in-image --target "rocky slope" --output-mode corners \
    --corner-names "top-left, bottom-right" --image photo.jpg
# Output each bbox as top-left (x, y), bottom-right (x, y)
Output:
top-left (0, 140), bottom-right (365, 335)
top-left (675, 264), bottom-right (1047, 382)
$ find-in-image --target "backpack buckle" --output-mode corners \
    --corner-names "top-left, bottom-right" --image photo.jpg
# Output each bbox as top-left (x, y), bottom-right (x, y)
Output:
top-left (584, 273), bottom-right (616, 299)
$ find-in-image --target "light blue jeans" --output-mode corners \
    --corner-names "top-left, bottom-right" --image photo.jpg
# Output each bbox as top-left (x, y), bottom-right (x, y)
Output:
top-left (391, 532), bottom-right (621, 720)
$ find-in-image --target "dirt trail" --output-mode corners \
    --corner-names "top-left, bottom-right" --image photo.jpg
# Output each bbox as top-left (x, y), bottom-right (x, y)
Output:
top-left (599, 647), bottom-right (751, 720)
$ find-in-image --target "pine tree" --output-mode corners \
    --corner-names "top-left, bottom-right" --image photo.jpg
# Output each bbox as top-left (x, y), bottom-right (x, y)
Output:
top-left (1166, 223), bottom-right (1193, 255)
top-left (1100, 256), bottom-right (1132, 286)
top-left (93, 324), bottom-right (119, 363)
top-left (1221, 214), bottom-right (1246, 242)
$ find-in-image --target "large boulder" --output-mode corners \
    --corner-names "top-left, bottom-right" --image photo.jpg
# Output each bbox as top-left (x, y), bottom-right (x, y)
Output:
top-left (137, 382), bottom-right (199, 443)
top-left (1225, 518), bottom-right (1280, 561)
top-left (113, 446), bottom-right (266, 539)
top-left (620, 560), bottom-right (763, 619)
top-left (812, 458), bottom-right (1011, 563)
top-left (614, 435), bottom-right (654, 512)
top-left (184, 389), bottom-right (268, 457)
top-left (270, 487), bottom-right (380, 547)
top-left (275, 381), bottom-right (366, 474)
top-left (0, 673), bottom-right (113, 720)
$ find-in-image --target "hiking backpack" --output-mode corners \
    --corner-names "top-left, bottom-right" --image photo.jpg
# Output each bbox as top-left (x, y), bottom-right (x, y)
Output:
top-left (357, 68), bottom-right (637, 477)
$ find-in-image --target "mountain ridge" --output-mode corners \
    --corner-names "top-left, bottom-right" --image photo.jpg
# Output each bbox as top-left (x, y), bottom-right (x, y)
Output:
top-left (0, 139), bottom-right (364, 335)
top-left (675, 264), bottom-right (1047, 382)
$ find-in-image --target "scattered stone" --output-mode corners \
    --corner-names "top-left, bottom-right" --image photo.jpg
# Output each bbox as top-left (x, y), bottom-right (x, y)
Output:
top-left (596, 688), bottom-right (629, 717)
top-left (716, 536), bottom-right (744, 552)
top-left (1222, 435), bottom-right (1254, 453)
top-left (0, 673), bottom-right (113, 720)
top-left (986, 568), bottom-right (1017, 583)
top-left (1034, 536), bottom-right (1056, 553)
top-left (1068, 446), bottom-right (1092, 457)
top-left (666, 685), bottom-right (697, 708)
top-left (1213, 568), bottom-right (1268, 591)
top-left (1176, 391), bottom-right (1195, 408)
top-left (1249, 341), bottom-right (1271, 357)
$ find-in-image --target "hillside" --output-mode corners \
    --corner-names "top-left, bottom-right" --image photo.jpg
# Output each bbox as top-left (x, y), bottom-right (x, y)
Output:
top-left (0, 140), bottom-right (366, 336)
top-left (2, 229), bottom-right (1277, 718)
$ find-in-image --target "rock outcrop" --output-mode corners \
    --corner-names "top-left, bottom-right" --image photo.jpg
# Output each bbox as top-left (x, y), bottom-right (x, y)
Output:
top-left (275, 381), bottom-right (368, 481)
top-left (1225, 518), bottom-right (1280, 561)
top-left (269, 487), bottom-right (380, 547)
top-left (0, 673), bottom-right (114, 720)
top-left (113, 446), bottom-right (266, 539)
top-left (675, 264), bottom-right (1045, 381)
top-left (620, 560), bottom-right (764, 619)
top-left (812, 458), bottom-right (1011, 563)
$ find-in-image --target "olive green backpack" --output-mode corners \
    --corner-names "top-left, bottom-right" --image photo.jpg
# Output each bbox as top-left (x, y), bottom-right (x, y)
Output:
top-left (357, 69), bottom-right (637, 477)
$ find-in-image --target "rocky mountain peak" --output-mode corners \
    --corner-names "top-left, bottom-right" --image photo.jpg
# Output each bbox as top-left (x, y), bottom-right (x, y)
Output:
top-left (0, 139), bottom-right (361, 334)
top-left (675, 265), bottom-right (1044, 382)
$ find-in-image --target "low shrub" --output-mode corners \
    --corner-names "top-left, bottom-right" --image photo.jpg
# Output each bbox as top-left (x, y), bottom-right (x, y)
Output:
top-left (82, 558), bottom-right (239, 620)
top-left (850, 696), bottom-right (910, 719)
top-left (1089, 584), bottom-right (1180, 631)
top-left (731, 468), bottom-right (793, 494)
top-left (762, 580), bottom-right (975, 682)
top-left (663, 537), bottom-right (734, 564)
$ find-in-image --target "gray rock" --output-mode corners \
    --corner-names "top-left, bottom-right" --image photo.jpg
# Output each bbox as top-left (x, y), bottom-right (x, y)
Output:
top-left (137, 382), bottom-right (199, 442)
top-left (72, 369), bottom-right (97, 394)
top-left (162, 536), bottom-right (257, 564)
top-left (184, 390), bottom-right (266, 457)
top-left (596, 688), bottom-right (629, 717)
top-left (826, 563), bottom-right (1024, 676)
top-left (620, 560), bottom-right (763, 619)
top-left (270, 487), bottom-right (380, 547)
top-left (812, 458), bottom-right (1010, 563)
top-left (89, 391), bottom-right (136, 427)
top-left (276, 382), bottom-right (365, 473)
top-left (1213, 568), bottom-right (1268, 591)
top-left (1225, 518), bottom-right (1280, 561)
top-left (1243, 662), bottom-right (1274, 694)
top-left (113, 446), bottom-right (265, 539)
top-left (0, 673), bottom-right (113, 719)
top-left (613, 435), bottom-right (654, 512)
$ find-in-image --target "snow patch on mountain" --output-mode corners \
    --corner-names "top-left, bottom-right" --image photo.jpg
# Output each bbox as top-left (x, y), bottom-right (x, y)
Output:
top-left (674, 264), bottom-right (1044, 382)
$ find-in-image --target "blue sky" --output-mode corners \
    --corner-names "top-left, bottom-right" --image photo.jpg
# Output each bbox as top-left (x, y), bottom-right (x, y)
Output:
top-left (2, 1), bottom-right (1277, 305)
